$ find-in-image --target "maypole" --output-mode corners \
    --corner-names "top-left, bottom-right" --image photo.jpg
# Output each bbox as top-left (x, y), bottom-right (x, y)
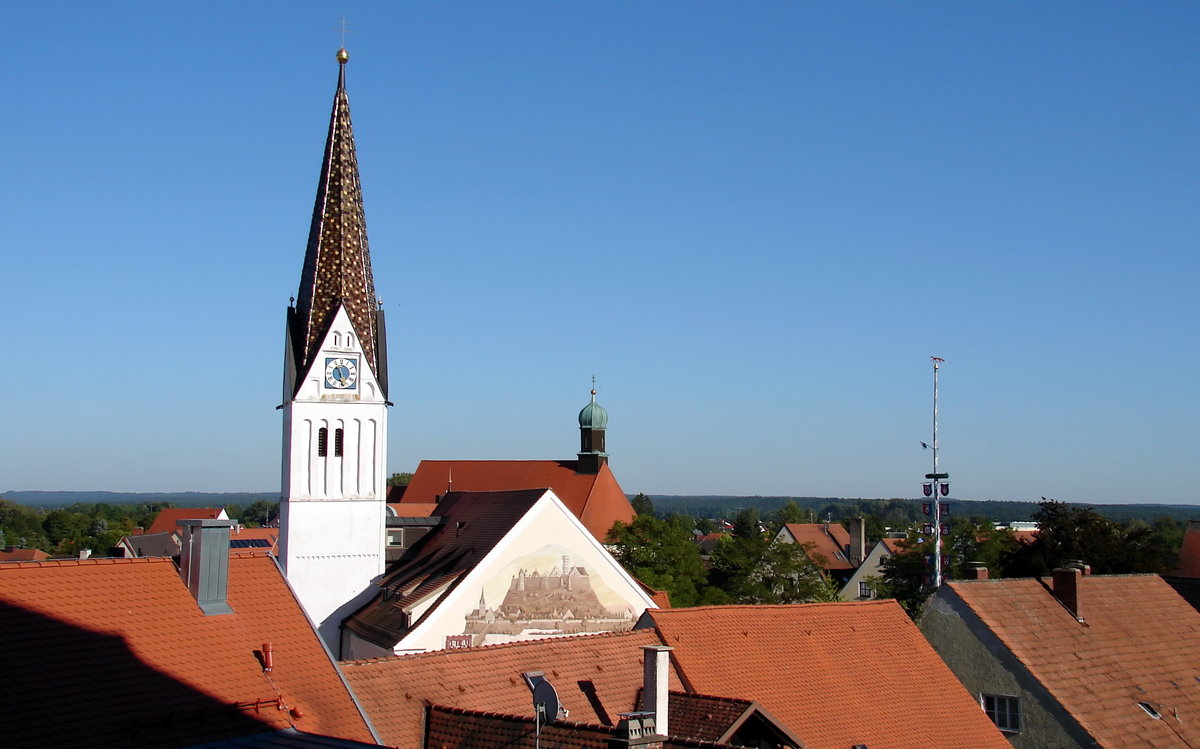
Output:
top-left (923, 357), bottom-right (950, 589)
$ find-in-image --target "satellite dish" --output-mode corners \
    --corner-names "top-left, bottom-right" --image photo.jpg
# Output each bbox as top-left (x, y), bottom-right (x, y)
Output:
top-left (521, 670), bottom-right (565, 728)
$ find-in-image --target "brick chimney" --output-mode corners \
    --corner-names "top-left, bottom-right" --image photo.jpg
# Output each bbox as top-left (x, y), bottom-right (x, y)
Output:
top-left (178, 518), bottom-right (236, 616)
top-left (848, 516), bottom-right (867, 566)
top-left (1051, 565), bottom-right (1084, 622)
top-left (964, 562), bottom-right (989, 580)
top-left (641, 645), bottom-right (673, 738)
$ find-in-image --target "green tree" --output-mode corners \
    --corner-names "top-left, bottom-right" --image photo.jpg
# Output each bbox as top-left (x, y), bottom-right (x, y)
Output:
top-left (772, 500), bottom-right (807, 526)
top-left (877, 532), bottom-right (932, 618)
top-left (630, 493), bottom-right (656, 517)
top-left (608, 514), bottom-right (715, 607)
top-left (387, 472), bottom-right (414, 487)
top-left (709, 533), bottom-right (838, 604)
top-left (1000, 499), bottom-right (1170, 577)
top-left (241, 500), bottom-right (279, 528)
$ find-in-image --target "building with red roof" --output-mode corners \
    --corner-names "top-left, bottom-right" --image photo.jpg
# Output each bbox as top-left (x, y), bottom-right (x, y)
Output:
top-left (922, 567), bottom-right (1200, 748)
top-left (146, 506), bottom-right (228, 535)
top-left (390, 389), bottom-right (636, 543)
top-left (637, 602), bottom-right (1011, 749)
top-left (838, 536), bottom-right (908, 600)
top-left (773, 521), bottom-right (862, 585)
top-left (0, 520), bottom-right (377, 747)
top-left (0, 546), bottom-right (51, 562)
top-left (342, 628), bottom-right (799, 749)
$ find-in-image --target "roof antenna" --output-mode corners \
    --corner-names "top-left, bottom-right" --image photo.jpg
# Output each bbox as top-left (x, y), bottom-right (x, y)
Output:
top-left (447, 466), bottom-right (453, 494)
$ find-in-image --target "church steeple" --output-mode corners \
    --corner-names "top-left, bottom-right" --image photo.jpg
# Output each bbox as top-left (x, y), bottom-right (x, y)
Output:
top-left (290, 47), bottom-right (386, 395)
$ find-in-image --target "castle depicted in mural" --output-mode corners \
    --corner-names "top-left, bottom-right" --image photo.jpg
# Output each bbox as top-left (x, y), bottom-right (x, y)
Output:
top-left (464, 554), bottom-right (634, 641)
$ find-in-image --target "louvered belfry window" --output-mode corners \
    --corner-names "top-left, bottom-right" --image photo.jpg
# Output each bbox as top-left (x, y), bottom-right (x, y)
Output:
top-left (317, 427), bottom-right (329, 457)
top-left (334, 428), bottom-right (345, 457)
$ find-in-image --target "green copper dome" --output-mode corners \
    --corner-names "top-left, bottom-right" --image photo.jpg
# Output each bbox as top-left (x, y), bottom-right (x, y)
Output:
top-left (578, 390), bottom-right (608, 430)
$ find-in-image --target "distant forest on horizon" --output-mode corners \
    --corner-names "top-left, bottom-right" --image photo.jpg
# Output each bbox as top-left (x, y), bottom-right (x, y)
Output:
top-left (5, 490), bottom-right (1197, 526)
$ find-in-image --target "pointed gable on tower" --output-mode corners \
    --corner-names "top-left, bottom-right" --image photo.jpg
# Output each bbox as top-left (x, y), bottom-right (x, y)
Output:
top-left (289, 50), bottom-right (387, 397)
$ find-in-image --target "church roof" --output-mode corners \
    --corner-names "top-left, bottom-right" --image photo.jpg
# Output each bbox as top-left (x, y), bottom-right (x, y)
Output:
top-left (396, 460), bottom-right (635, 541)
top-left (292, 51), bottom-right (381, 385)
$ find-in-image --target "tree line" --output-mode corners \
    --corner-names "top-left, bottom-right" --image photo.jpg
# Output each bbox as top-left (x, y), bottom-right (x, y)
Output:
top-left (0, 499), bottom-right (279, 557)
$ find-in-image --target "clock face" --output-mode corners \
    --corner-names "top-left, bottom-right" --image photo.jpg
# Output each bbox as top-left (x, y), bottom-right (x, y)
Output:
top-left (324, 357), bottom-right (359, 389)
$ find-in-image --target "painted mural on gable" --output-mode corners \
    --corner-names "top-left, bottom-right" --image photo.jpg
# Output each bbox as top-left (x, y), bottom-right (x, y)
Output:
top-left (461, 543), bottom-right (636, 646)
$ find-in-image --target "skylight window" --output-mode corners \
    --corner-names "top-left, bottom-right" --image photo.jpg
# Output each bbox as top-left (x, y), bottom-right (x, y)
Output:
top-left (1139, 702), bottom-right (1162, 720)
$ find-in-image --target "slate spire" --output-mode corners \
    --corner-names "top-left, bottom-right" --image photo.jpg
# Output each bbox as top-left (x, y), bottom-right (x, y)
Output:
top-left (292, 48), bottom-right (382, 386)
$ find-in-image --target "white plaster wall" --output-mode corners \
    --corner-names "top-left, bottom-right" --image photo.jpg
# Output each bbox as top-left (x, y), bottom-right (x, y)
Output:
top-left (395, 491), bottom-right (658, 654)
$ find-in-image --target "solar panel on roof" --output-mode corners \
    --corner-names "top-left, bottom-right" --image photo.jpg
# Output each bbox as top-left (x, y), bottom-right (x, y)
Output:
top-left (231, 539), bottom-right (273, 548)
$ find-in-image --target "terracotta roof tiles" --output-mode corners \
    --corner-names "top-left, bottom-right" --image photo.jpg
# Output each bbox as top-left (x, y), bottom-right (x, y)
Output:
top-left (398, 460), bottom-right (634, 541)
top-left (781, 523), bottom-right (853, 572)
top-left (342, 629), bottom-right (682, 748)
top-left (148, 507), bottom-right (226, 535)
top-left (947, 574), bottom-right (1200, 748)
top-left (1, 554), bottom-right (375, 747)
top-left (640, 602), bottom-right (1010, 749)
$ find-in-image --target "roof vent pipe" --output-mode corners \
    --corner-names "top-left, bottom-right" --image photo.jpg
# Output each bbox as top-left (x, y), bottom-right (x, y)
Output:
top-left (641, 645), bottom-right (673, 738)
top-left (178, 518), bottom-right (236, 616)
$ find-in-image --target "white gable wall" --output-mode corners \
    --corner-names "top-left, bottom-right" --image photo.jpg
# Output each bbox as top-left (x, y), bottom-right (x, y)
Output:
top-left (361, 489), bottom-right (656, 656)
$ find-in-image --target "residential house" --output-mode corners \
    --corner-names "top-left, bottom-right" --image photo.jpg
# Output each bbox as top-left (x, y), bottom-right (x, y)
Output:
top-left (146, 506), bottom-right (228, 535)
top-left (635, 602), bottom-right (1011, 749)
top-left (0, 519), bottom-right (378, 747)
top-left (838, 536), bottom-right (906, 601)
top-left (772, 520), bottom-right (866, 587)
top-left (921, 565), bottom-right (1200, 748)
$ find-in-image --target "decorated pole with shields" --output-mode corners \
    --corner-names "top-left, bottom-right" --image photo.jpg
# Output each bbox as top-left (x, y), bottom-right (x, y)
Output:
top-left (925, 356), bottom-right (950, 588)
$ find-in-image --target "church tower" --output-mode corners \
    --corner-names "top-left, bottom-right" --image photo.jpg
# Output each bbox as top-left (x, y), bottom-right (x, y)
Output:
top-left (279, 48), bottom-right (389, 650)
top-left (577, 387), bottom-right (609, 474)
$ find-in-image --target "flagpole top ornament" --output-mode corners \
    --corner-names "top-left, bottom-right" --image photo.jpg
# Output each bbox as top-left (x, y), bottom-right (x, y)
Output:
top-left (337, 48), bottom-right (349, 64)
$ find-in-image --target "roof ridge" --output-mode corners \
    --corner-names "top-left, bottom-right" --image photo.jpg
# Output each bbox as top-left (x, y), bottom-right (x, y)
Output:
top-left (1, 556), bottom-right (171, 569)
top-left (340, 628), bottom-right (659, 666)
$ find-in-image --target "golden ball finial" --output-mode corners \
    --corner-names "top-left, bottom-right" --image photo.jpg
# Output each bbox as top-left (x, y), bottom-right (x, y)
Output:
top-left (336, 48), bottom-right (349, 64)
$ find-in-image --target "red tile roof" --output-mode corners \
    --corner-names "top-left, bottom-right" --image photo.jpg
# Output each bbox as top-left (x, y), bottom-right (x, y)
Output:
top-left (397, 460), bottom-right (635, 541)
top-left (0, 554), bottom-right (375, 747)
top-left (780, 523), bottom-right (853, 571)
top-left (342, 629), bottom-right (684, 748)
top-left (147, 506), bottom-right (226, 535)
top-left (946, 574), bottom-right (1200, 748)
top-left (640, 602), bottom-right (1011, 749)
top-left (0, 547), bottom-right (50, 562)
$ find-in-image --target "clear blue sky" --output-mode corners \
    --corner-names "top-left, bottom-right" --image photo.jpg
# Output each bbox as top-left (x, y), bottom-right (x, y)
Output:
top-left (4, 2), bottom-right (1197, 504)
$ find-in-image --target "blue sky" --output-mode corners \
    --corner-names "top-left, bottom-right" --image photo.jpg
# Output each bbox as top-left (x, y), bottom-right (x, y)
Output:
top-left (4, 2), bottom-right (1197, 504)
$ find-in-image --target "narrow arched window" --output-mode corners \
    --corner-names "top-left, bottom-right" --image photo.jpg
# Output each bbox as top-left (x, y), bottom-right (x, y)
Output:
top-left (334, 428), bottom-right (345, 457)
top-left (317, 427), bottom-right (328, 457)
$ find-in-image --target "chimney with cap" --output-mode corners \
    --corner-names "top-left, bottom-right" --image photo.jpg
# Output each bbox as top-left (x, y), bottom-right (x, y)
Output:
top-left (965, 562), bottom-right (989, 580)
top-left (178, 518), bottom-right (237, 615)
top-left (848, 516), bottom-right (867, 566)
top-left (641, 645), bottom-right (673, 738)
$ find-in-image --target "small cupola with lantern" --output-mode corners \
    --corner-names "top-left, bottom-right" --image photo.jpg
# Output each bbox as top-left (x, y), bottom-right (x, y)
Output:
top-left (577, 384), bottom-right (609, 475)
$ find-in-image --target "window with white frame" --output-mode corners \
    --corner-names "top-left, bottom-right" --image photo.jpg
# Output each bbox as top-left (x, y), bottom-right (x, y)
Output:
top-left (982, 693), bottom-right (1020, 732)
top-left (858, 581), bottom-right (872, 598)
